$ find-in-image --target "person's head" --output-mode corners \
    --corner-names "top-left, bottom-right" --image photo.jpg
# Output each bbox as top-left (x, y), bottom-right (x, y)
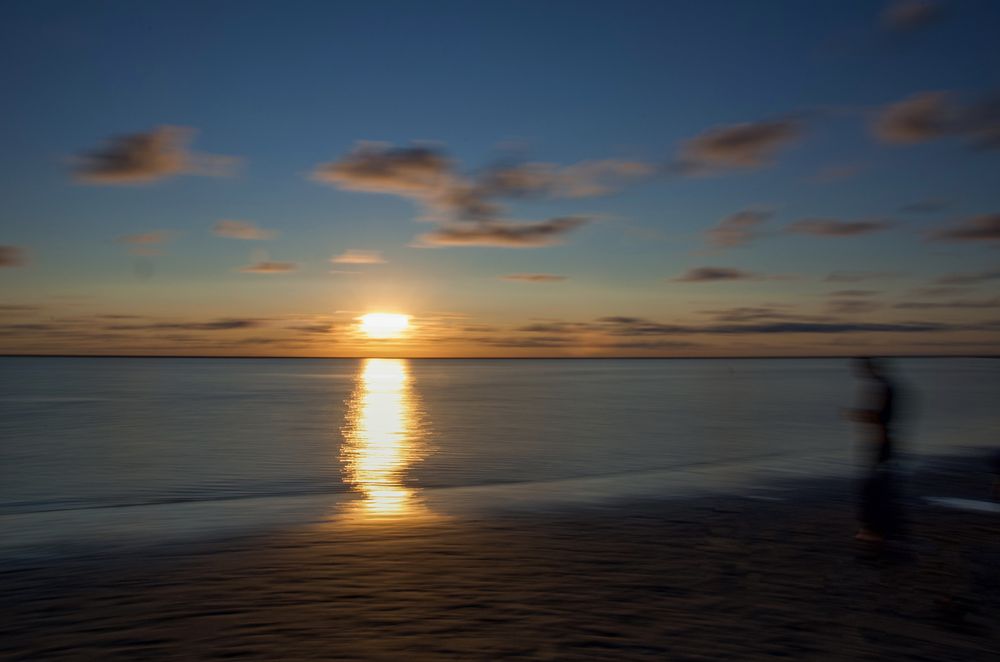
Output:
top-left (855, 357), bottom-right (885, 379)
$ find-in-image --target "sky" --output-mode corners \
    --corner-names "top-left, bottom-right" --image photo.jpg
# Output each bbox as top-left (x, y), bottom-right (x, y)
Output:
top-left (1, 0), bottom-right (999, 357)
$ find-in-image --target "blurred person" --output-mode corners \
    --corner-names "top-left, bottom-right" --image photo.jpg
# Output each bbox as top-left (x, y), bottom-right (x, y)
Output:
top-left (849, 357), bottom-right (903, 543)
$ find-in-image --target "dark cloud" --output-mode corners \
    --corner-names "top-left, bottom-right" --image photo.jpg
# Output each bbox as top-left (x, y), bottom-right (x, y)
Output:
top-left (706, 321), bottom-right (944, 334)
top-left (899, 198), bottom-right (950, 213)
top-left (239, 261), bottom-right (297, 273)
top-left (0, 323), bottom-right (57, 333)
top-left (960, 94), bottom-right (1000, 149)
top-left (934, 268), bottom-right (1000, 285)
top-left (0, 245), bottom-right (26, 268)
top-left (928, 214), bottom-right (1000, 242)
top-left (105, 318), bottom-right (261, 331)
top-left (825, 270), bottom-right (900, 282)
top-left (500, 273), bottom-right (567, 282)
top-left (812, 163), bottom-right (865, 183)
top-left (705, 210), bottom-right (772, 248)
top-left (882, 0), bottom-right (943, 32)
top-left (288, 323), bottom-right (335, 334)
top-left (75, 126), bottom-right (238, 184)
top-left (786, 218), bottom-right (891, 236)
top-left (678, 118), bottom-right (802, 173)
top-left (827, 299), bottom-right (884, 315)
top-left (597, 315), bottom-right (948, 336)
top-left (517, 321), bottom-right (588, 333)
top-left (701, 307), bottom-right (824, 323)
top-left (873, 92), bottom-right (953, 144)
top-left (476, 335), bottom-right (576, 349)
top-left (909, 286), bottom-right (970, 297)
top-left (602, 340), bottom-right (700, 350)
top-left (828, 290), bottom-right (881, 297)
top-left (597, 317), bottom-right (688, 335)
top-left (0, 304), bottom-right (40, 312)
top-left (671, 267), bottom-right (760, 282)
top-left (416, 217), bottom-right (587, 248)
top-left (894, 296), bottom-right (1000, 310)
top-left (213, 220), bottom-right (275, 240)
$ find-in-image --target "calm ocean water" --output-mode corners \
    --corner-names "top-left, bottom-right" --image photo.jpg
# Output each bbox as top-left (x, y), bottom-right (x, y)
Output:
top-left (1, 357), bottom-right (997, 554)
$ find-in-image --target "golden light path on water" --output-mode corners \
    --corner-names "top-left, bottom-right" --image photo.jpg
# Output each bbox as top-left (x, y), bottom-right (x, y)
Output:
top-left (340, 358), bottom-right (433, 522)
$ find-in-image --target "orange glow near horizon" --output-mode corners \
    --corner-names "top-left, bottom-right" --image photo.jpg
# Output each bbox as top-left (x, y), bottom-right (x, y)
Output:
top-left (358, 313), bottom-right (410, 339)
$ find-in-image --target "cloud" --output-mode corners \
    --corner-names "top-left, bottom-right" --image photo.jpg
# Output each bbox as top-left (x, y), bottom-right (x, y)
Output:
top-left (0, 245), bottom-right (26, 268)
top-left (105, 318), bottom-right (260, 331)
top-left (313, 142), bottom-right (644, 248)
top-left (597, 315), bottom-right (947, 336)
top-left (500, 273), bottom-right (567, 282)
top-left (934, 268), bottom-right (1000, 285)
top-left (702, 306), bottom-right (821, 323)
top-left (899, 198), bottom-right (950, 213)
top-left (74, 126), bottom-right (238, 184)
top-left (312, 143), bottom-right (452, 198)
top-left (705, 210), bottom-right (772, 248)
top-left (909, 286), bottom-right (969, 297)
top-left (670, 267), bottom-right (767, 283)
top-left (825, 270), bottom-right (900, 282)
top-left (118, 231), bottom-right (170, 245)
top-left (828, 289), bottom-right (880, 297)
top-left (881, 0), bottom-right (943, 32)
top-left (213, 220), bottom-right (275, 240)
top-left (812, 163), bottom-right (866, 183)
top-left (827, 299), bottom-right (884, 315)
top-left (960, 94), bottom-right (1000, 149)
top-left (476, 335), bottom-right (579, 349)
top-left (239, 261), bottom-right (297, 273)
top-left (416, 217), bottom-right (588, 248)
top-left (288, 322), bottom-right (335, 334)
top-left (894, 296), bottom-right (1000, 310)
top-left (873, 91), bottom-right (1000, 149)
top-left (710, 321), bottom-right (945, 334)
top-left (331, 249), bottom-right (384, 264)
top-left (874, 92), bottom-right (953, 144)
top-left (313, 143), bottom-right (648, 215)
top-left (518, 321), bottom-right (589, 333)
top-left (480, 160), bottom-right (651, 199)
top-left (928, 214), bottom-right (1000, 242)
top-left (786, 218), bottom-right (891, 236)
top-left (678, 118), bottom-right (801, 173)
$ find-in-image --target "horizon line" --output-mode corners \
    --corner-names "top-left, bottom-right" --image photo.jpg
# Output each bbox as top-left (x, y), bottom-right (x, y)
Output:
top-left (1, 353), bottom-right (998, 361)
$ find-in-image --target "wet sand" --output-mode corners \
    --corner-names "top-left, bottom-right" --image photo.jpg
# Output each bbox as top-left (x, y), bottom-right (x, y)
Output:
top-left (2, 455), bottom-right (998, 660)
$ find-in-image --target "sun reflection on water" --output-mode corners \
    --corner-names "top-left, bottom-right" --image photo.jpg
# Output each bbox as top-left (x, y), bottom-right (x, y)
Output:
top-left (340, 358), bottom-right (432, 522)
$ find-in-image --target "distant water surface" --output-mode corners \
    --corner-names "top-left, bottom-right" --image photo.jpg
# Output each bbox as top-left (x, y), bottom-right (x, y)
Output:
top-left (1, 357), bottom-right (997, 552)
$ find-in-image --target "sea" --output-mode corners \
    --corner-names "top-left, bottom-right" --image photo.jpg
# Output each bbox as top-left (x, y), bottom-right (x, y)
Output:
top-left (1, 356), bottom-right (997, 558)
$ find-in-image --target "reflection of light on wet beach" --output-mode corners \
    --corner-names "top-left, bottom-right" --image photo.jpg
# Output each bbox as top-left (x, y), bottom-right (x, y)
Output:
top-left (340, 358), bottom-right (434, 522)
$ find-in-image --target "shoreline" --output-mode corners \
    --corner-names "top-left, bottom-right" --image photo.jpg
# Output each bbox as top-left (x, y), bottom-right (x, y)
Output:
top-left (2, 453), bottom-right (998, 660)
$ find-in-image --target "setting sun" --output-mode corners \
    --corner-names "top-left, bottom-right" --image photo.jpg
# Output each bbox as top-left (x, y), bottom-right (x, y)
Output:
top-left (359, 313), bottom-right (410, 339)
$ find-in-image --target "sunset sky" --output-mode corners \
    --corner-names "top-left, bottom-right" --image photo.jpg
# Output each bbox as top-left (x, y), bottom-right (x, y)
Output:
top-left (1, 0), bottom-right (998, 357)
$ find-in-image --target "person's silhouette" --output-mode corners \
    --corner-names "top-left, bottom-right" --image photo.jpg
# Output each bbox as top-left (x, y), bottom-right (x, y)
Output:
top-left (850, 357), bottom-right (902, 542)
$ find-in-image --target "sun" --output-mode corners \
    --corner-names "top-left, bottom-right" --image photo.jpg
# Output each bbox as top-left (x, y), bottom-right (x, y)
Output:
top-left (359, 313), bottom-right (410, 339)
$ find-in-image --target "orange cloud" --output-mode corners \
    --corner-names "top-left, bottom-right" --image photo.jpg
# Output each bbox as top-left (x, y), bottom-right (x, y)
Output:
top-left (213, 220), bottom-right (275, 240)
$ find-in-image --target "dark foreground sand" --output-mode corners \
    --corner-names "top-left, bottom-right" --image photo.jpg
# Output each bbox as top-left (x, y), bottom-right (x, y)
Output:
top-left (2, 455), bottom-right (998, 661)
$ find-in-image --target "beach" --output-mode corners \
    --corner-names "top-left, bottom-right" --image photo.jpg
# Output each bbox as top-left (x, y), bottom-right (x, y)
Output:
top-left (2, 453), bottom-right (997, 661)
